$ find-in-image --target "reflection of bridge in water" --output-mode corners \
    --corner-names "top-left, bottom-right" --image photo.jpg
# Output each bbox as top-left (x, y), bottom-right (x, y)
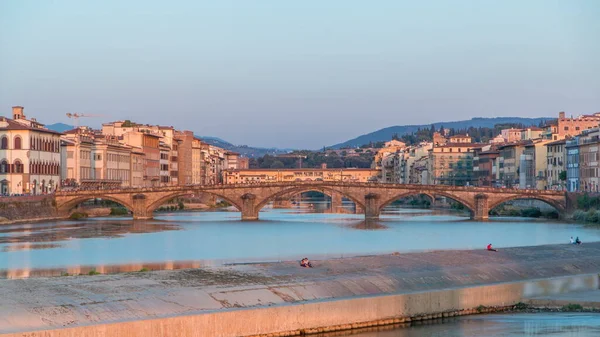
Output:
top-left (54, 182), bottom-right (568, 221)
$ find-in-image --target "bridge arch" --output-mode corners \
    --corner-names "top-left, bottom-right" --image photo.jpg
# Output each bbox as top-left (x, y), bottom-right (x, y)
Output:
top-left (145, 190), bottom-right (243, 215)
top-left (56, 194), bottom-right (134, 215)
top-left (255, 186), bottom-right (365, 213)
top-left (378, 191), bottom-right (475, 214)
top-left (488, 195), bottom-right (566, 215)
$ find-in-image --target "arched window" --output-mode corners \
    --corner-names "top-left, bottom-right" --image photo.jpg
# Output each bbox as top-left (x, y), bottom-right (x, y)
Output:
top-left (14, 160), bottom-right (23, 173)
top-left (14, 136), bottom-right (22, 150)
top-left (0, 160), bottom-right (8, 173)
top-left (1, 136), bottom-right (8, 149)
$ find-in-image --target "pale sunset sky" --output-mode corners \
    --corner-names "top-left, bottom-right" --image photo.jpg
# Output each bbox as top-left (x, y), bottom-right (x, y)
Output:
top-left (1, 0), bottom-right (599, 149)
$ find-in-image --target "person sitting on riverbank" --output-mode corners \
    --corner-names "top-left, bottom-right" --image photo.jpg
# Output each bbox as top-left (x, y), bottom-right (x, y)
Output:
top-left (300, 258), bottom-right (313, 268)
top-left (487, 243), bottom-right (497, 252)
top-left (576, 237), bottom-right (582, 245)
top-left (570, 236), bottom-right (575, 244)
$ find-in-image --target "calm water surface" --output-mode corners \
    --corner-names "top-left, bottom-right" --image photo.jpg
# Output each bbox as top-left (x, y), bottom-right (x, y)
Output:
top-left (349, 313), bottom-right (600, 337)
top-left (1, 204), bottom-right (599, 276)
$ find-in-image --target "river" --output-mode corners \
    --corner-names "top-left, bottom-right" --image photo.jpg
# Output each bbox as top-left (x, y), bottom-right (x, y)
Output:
top-left (1, 202), bottom-right (599, 277)
top-left (346, 313), bottom-right (600, 337)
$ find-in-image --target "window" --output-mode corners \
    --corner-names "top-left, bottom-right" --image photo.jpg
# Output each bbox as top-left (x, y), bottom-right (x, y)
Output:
top-left (564, 126), bottom-right (569, 131)
top-left (1, 137), bottom-right (7, 149)
top-left (0, 160), bottom-right (7, 173)
top-left (14, 136), bottom-right (21, 149)
top-left (14, 160), bottom-right (23, 173)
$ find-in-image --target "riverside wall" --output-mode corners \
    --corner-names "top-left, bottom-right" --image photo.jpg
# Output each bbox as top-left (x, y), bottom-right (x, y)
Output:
top-left (0, 195), bottom-right (58, 223)
top-left (1, 273), bottom-right (597, 337)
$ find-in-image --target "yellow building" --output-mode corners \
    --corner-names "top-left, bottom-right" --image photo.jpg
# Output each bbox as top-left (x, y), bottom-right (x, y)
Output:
top-left (223, 168), bottom-right (380, 184)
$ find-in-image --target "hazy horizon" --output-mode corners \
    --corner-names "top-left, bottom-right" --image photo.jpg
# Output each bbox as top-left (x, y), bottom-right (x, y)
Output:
top-left (1, 0), bottom-right (599, 149)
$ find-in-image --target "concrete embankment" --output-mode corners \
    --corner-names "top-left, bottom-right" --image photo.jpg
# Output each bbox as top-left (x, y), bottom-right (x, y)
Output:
top-left (2, 243), bottom-right (600, 337)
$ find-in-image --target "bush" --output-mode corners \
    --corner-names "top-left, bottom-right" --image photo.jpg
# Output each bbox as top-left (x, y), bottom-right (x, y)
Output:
top-left (520, 207), bottom-right (542, 218)
top-left (88, 270), bottom-right (100, 276)
top-left (139, 267), bottom-right (150, 272)
top-left (573, 210), bottom-right (587, 221)
top-left (69, 212), bottom-right (88, 220)
top-left (110, 207), bottom-right (128, 216)
top-left (543, 210), bottom-right (560, 219)
top-left (562, 303), bottom-right (583, 311)
top-left (178, 201), bottom-right (185, 210)
top-left (586, 210), bottom-right (600, 223)
top-left (514, 302), bottom-right (530, 310)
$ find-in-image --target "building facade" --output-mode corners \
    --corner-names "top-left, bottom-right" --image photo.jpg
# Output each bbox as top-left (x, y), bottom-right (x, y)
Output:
top-left (566, 137), bottom-right (580, 192)
top-left (579, 128), bottom-right (600, 192)
top-left (0, 106), bottom-right (61, 195)
top-left (545, 139), bottom-right (566, 190)
top-left (223, 168), bottom-right (380, 184)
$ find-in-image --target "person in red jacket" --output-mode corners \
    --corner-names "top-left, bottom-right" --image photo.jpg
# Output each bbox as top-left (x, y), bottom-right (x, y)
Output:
top-left (487, 243), bottom-right (497, 252)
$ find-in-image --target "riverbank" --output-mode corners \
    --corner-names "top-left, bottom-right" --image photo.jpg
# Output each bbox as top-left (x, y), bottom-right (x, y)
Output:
top-left (2, 242), bottom-right (600, 336)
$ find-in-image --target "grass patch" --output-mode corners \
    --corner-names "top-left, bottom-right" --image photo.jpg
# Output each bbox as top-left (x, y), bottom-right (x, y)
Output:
top-left (139, 267), bottom-right (150, 272)
top-left (88, 269), bottom-right (101, 276)
top-left (562, 303), bottom-right (583, 311)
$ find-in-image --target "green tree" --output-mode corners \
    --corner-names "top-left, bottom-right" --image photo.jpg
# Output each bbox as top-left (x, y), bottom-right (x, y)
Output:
top-left (559, 171), bottom-right (567, 181)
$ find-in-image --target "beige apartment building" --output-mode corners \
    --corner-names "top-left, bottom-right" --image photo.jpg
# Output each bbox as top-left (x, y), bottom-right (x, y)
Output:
top-left (192, 138), bottom-right (203, 184)
top-left (520, 139), bottom-right (552, 190)
top-left (0, 106), bottom-right (62, 195)
top-left (545, 139), bottom-right (566, 190)
top-left (223, 168), bottom-right (380, 184)
top-left (61, 128), bottom-right (133, 188)
top-left (428, 142), bottom-right (479, 186)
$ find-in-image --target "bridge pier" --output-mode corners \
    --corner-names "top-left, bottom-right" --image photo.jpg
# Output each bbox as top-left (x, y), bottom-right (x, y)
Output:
top-left (472, 194), bottom-right (489, 221)
top-left (364, 193), bottom-right (381, 220)
top-left (132, 194), bottom-right (153, 220)
top-left (330, 192), bottom-right (343, 213)
top-left (241, 193), bottom-right (259, 221)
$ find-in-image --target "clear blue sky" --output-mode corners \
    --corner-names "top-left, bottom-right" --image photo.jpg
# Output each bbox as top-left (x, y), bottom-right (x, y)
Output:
top-left (1, 0), bottom-right (599, 149)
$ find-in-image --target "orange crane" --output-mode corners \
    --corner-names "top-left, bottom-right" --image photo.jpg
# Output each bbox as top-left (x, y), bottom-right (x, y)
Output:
top-left (66, 113), bottom-right (106, 128)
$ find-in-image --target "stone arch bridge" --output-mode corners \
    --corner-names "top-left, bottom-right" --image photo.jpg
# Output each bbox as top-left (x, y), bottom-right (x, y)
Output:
top-left (54, 182), bottom-right (568, 221)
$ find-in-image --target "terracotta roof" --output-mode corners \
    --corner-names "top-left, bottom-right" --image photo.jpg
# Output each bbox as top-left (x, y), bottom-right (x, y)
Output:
top-left (436, 143), bottom-right (480, 148)
top-left (0, 117), bottom-right (62, 135)
top-left (544, 139), bottom-right (567, 146)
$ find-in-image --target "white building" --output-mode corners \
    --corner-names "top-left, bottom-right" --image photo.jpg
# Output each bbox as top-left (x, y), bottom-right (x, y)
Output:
top-left (0, 106), bottom-right (62, 195)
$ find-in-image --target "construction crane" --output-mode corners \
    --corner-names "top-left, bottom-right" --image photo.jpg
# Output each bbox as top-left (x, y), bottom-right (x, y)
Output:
top-left (66, 113), bottom-right (106, 128)
top-left (277, 154), bottom-right (308, 168)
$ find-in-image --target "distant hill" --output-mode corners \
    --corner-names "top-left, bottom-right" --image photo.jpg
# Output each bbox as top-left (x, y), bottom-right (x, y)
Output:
top-left (46, 123), bottom-right (74, 133)
top-left (330, 117), bottom-right (553, 149)
top-left (196, 136), bottom-right (293, 158)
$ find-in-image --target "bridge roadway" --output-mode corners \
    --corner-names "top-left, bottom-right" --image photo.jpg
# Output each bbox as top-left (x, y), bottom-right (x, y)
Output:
top-left (54, 182), bottom-right (568, 221)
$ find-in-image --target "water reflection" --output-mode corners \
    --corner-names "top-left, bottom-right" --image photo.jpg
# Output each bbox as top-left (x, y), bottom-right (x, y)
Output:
top-left (1, 205), bottom-right (600, 279)
top-left (316, 314), bottom-right (600, 337)
top-left (0, 220), bottom-right (181, 244)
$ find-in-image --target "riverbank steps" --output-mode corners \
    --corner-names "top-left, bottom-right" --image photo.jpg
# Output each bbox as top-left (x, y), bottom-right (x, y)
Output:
top-left (2, 243), bottom-right (600, 337)
top-left (1, 274), bottom-right (598, 337)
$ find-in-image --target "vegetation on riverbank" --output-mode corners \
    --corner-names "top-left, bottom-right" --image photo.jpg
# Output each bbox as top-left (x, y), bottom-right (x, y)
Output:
top-left (69, 212), bottom-right (89, 220)
top-left (570, 193), bottom-right (600, 224)
top-left (490, 206), bottom-right (559, 219)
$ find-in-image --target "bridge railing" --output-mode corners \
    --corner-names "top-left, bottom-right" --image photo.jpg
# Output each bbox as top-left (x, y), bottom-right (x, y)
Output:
top-left (54, 181), bottom-right (566, 196)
